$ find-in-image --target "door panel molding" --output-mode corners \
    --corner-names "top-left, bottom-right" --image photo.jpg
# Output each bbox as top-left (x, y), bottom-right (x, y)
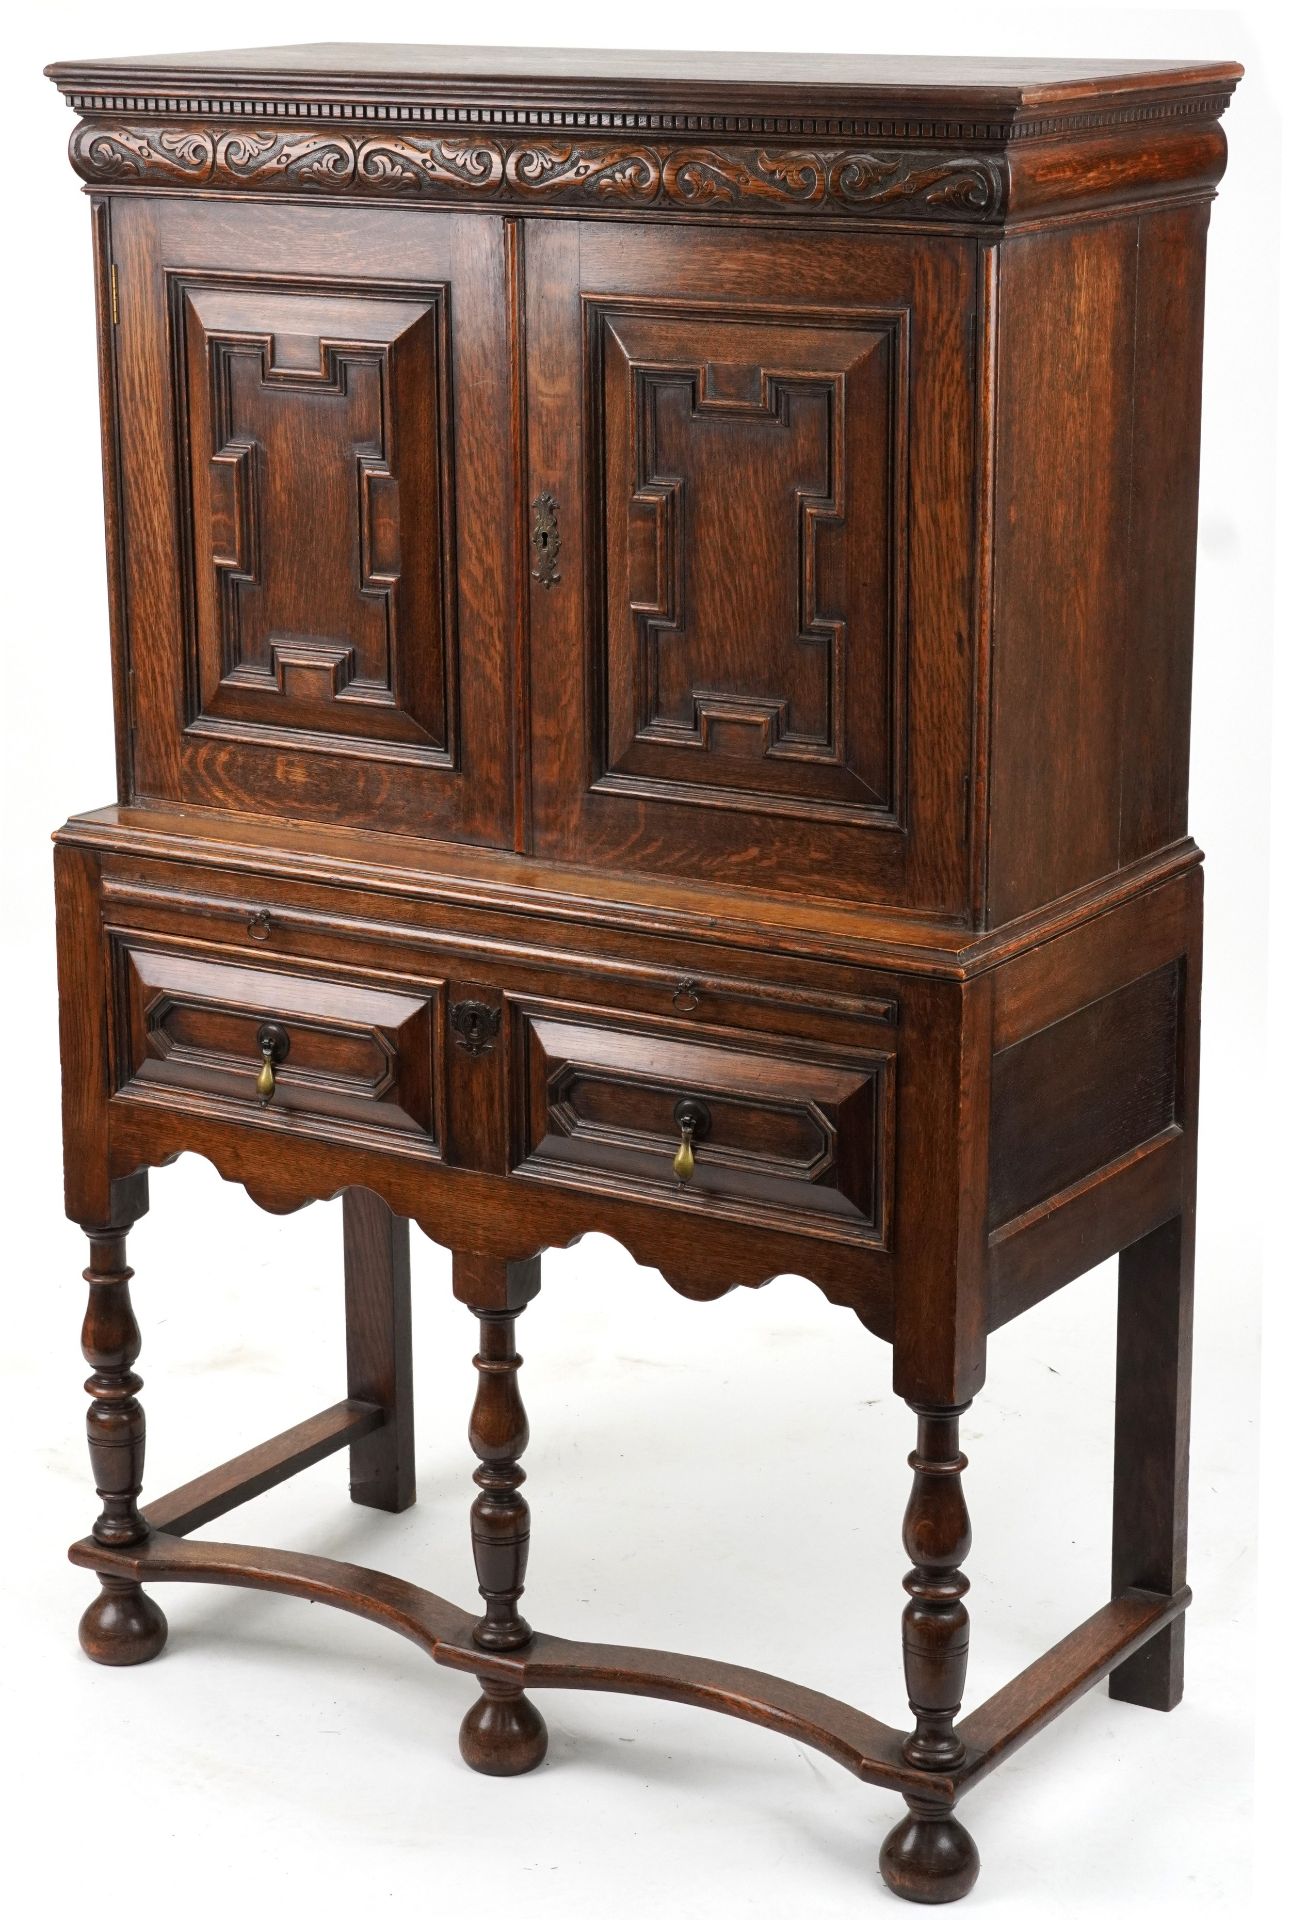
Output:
top-left (584, 294), bottom-right (909, 826)
top-left (170, 270), bottom-right (458, 766)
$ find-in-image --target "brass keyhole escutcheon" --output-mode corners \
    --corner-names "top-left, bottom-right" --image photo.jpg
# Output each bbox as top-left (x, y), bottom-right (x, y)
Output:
top-left (672, 1097), bottom-right (710, 1185)
top-left (254, 1022), bottom-right (290, 1106)
top-left (530, 489), bottom-right (561, 589)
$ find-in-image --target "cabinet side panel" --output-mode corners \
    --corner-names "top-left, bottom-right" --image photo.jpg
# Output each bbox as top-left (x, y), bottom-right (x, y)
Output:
top-left (987, 208), bottom-right (1211, 926)
top-left (1117, 203), bottom-right (1209, 867)
top-left (985, 867), bottom-right (1200, 1330)
top-left (88, 199), bottom-right (133, 802)
top-left (986, 220), bottom-right (1138, 925)
top-left (988, 961), bottom-right (1180, 1229)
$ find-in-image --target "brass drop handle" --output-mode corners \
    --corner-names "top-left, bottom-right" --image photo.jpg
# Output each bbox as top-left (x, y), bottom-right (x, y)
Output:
top-left (254, 1022), bottom-right (290, 1106)
top-left (672, 1097), bottom-right (710, 1185)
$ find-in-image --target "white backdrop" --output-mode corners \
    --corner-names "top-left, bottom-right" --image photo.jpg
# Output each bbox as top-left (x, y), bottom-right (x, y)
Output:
top-left (2, 5), bottom-right (1282, 1916)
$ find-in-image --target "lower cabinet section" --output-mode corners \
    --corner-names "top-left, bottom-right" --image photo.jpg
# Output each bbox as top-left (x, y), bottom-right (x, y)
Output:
top-left (111, 938), bottom-right (443, 1156)
top-left (99, 890), bottom-right (897, 1247)
top-left (62, 830), bottom-right (1204, 1356)
top-left (509, 999), bottom-right (892, 1245)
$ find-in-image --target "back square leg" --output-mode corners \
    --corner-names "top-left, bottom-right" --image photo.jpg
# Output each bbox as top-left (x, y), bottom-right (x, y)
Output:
top-left (343, 1189), bottom-right (415, 1513)
top-left (1110, 1213), bottom-right (1193, 1710)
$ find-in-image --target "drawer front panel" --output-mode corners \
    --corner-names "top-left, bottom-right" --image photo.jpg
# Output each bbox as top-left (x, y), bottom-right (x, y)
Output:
top-left (112, 941), bottom-right (441, 1155)
top-left (511, 1002), bottom-right (891, 1244)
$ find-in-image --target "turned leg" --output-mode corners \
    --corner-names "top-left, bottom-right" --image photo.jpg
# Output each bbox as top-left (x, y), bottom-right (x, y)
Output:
top-left (343, 1190), bottom-right (415, 1513)
top-left (1110, 1213), bottom-right (1193, 1709)
top-left (880, 1402), bottom-right (978, 1905)
top-left (453, 1253), bottom-right (547, 1776)
top-left (78, 1227), bottom-right (168, 1665)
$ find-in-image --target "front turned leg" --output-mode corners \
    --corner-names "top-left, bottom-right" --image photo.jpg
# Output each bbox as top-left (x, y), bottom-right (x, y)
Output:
top-left (453, 1253), bottom-right (547, 1777)
top-left (880, 1403), bottom-right (978, 1905)
top-left (78, 1228), bottom-right (167, 1666)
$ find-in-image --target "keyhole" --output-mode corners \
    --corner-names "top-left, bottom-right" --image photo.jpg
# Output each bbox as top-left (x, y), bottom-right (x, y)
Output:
top-left (531, 490), bottom-right (560, 588)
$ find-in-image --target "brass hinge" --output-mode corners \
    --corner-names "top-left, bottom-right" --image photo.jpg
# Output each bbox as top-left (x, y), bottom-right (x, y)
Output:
top-left (110, 263), bottom-right (119, 326)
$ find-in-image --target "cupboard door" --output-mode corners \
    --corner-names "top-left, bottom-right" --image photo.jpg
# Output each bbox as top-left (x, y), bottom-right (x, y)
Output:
top-left (110, 198), bottom-right (516, 843)
top-left (525, 221), bottom-right (977, 914)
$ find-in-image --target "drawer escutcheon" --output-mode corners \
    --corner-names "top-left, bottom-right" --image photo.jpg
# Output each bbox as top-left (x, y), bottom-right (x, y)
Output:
top-left (450, 1000), bottom-right (502, 1057)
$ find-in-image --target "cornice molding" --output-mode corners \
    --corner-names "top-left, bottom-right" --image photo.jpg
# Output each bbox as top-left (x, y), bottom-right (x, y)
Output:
top-left (57, 85), bottom-right (1236, 147)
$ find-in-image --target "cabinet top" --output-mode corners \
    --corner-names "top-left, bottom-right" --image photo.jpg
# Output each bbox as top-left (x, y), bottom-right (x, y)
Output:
top-left (49, 43), bottom-right (1240, 228)
top-left (48, 41), bottom-right (1240, 130)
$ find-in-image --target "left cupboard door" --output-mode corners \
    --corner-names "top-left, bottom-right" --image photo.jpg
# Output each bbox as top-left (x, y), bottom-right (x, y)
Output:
top-left (105, 197), bottom-right (517, 843)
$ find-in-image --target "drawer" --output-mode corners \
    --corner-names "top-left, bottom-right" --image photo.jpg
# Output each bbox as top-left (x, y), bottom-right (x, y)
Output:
top-left (110, 938), bottom-right (442, 1157)
top-left (510, 1000), bottom-right (892, 1245)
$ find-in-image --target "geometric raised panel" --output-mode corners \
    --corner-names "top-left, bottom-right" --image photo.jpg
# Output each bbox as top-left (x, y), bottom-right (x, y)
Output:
top-left (587, 299), bottom-right (906, 823)
top-left (172, 275), bottom-right (456, 764)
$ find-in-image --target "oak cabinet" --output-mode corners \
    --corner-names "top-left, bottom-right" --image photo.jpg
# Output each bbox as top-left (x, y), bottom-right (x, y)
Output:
top-left (47, 43), bottom-right (1239, 1906)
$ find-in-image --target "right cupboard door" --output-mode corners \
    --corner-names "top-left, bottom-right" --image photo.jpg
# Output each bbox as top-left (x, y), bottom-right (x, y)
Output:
top-left (525, 220), bottom-right (977, 914)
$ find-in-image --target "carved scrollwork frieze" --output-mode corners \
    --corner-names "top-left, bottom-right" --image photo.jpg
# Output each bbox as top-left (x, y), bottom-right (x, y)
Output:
top-left (73, 124), bottom-right (216, 183)
top-left (504, 143), bottom-right (664, 201)
top-left (69, 120), bottom-right (1007, 220)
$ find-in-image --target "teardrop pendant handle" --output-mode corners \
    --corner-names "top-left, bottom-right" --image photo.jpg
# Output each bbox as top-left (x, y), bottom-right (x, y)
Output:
top-left (254, 1022), bottom-right (290, 1106)
top-left (671, 1097), bottom-right (710, 1185)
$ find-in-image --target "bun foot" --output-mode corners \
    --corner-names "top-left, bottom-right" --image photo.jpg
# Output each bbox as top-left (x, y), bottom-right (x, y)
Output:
top-left (78, 1576), bottom-right (168, 1667)
top-left (880, 1797), bottom-right (979, 1904)
top-left (459, 1681), bottom-right (548, 1776)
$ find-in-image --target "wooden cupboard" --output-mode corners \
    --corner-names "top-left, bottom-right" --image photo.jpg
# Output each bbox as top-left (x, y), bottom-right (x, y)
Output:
top-left (47, 43), bottom-right (1240, 1904)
